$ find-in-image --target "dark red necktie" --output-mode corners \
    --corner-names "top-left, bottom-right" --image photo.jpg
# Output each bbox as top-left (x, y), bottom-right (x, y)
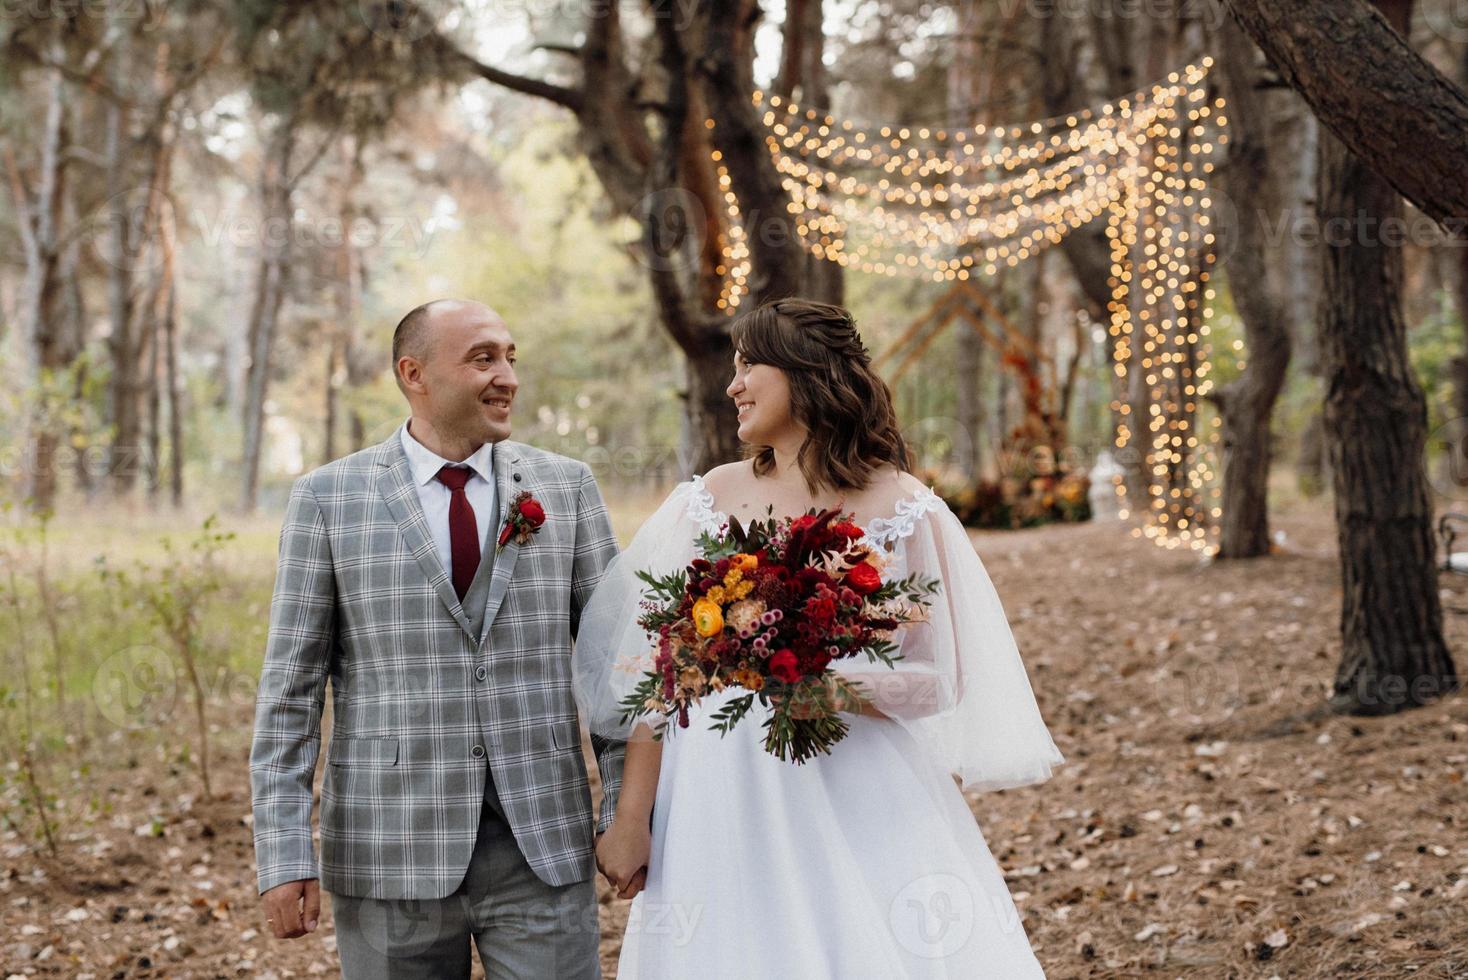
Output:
top-left (435, 465), bottom-right (480, 602)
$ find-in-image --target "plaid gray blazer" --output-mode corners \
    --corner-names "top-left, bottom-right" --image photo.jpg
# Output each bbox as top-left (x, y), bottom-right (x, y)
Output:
top-left (248, 425), bottom-right (625, 899)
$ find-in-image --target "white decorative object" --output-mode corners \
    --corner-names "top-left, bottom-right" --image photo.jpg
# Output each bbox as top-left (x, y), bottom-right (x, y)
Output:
top-left (1089, 450), bottom-right (1123, 521)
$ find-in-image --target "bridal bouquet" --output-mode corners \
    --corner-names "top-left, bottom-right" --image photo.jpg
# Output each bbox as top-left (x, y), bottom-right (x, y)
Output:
top-left (619, 506), bottom-right (939, 763)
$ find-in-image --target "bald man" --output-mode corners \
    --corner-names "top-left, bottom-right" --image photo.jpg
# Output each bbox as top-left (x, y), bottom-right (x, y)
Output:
top-left (250, 299), bottom-right (623, 978)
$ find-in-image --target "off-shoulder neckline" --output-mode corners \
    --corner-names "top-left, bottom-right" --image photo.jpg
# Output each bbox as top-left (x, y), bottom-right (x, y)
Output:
top-left (683, 473), bottom-right (943, 548)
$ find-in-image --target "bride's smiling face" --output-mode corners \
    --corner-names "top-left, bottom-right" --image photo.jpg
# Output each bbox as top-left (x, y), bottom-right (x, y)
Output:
top-left (727, 349), bottom-right (796, 444)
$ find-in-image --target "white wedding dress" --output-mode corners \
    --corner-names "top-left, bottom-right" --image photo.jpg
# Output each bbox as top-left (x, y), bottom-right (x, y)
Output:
top-left (574, 476), bottom-right (1065, 979)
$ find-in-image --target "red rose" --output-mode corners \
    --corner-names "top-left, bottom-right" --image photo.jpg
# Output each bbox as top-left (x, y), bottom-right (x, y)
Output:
top-left (769, 648), bottom-right (801, 684)
top-left (791, 515), bottom-right (818, 533)
top-left (832, 521), bottom-right (863, 539)
top-left (518, 498), bottom-right (546, 527)
top-left (845, 563), bottom-right (882, 595)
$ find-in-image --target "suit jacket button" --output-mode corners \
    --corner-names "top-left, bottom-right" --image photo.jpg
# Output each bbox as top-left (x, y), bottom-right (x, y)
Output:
top-left (475, 665), bottom-right (487, 681)
top-left (471, 744), bottom-right (486, 759)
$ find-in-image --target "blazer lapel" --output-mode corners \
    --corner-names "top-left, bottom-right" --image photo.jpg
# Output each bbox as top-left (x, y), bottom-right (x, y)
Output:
top-left (479, 441), bottom-right (526, 637)
top-left (374, 430), bottom-right (477, 641)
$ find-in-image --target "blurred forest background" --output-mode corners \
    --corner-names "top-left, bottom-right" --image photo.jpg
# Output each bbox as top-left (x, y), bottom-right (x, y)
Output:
top-left (2, 0), bottom-right (1468, 976)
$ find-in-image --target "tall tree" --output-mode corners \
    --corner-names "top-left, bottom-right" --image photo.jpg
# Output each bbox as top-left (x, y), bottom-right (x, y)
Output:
top-left (1238, 0), bottom-right (1458, 713)
top-left (3, 21), bottom-right (83, 513)
top-left (100, 17), bottom-right (218, 498)
top-left (231, 0), bottom-right (450, 510)
top-left (239, 114), bottom-right (306, 513)
top-left (773, 0), bottom-right (840, 306)
top-left (429, 0), bottom-right (816, 474)
top-left (1203, 15), bottom-right (1294, 558)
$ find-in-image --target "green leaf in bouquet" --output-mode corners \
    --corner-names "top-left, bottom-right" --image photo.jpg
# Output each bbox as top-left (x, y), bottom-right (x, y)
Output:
top-left (635, 566), bottom-right (688, 599)
top-left (708, 691), bottom-right (757, 735)
top-left (693, 528), bottom-right (741, 560)
top-left (858, 638), bottom-right (905, 668)
top-left (617, 673), bottom-right (666, 727)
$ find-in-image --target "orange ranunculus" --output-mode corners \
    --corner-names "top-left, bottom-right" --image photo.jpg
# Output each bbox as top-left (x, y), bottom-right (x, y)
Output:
top-left (692, 598), bottom-right (724, 637)
top-left (732, 553), bottom-right (759, 573)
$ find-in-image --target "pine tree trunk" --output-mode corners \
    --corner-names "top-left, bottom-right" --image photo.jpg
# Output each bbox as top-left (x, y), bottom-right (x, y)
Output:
top-left (163, 269), bottom-right (184, 509)
top-left (1316, 0), bottom-right (1458, 713)
top-left (324, 337), bottom-right (340, 465)
top-left (1210, 14), bottom-right (1293, 558)
top-left (240, 123), bottom-right (296, 513)
top-left (6, 45), bottom-right (71, 513)
top-left (105, 26), bottom-right (142, 498)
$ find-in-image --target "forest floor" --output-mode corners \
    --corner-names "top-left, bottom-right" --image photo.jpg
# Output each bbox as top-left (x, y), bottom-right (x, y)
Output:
top-left (3, 490), bottom-right (1467, 979)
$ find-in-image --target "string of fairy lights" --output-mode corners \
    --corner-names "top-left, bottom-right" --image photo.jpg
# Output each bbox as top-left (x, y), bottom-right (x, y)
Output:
top-left (707, 59), bottom-right (1231, 553)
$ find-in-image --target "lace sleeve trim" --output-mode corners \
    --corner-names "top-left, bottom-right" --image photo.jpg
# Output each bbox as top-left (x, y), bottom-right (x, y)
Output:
top-left (687, 475), bottom-right (940, 546)
top-left (686, 474), bottom-right (728, 537)
top-left (861, 485), bottom-right (943, 549)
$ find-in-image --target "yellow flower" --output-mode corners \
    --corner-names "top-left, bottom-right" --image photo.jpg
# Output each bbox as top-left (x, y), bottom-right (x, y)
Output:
top-left (731, 579), bottom-right (755, 600)
top-left (723, 568), bottom-right (743, 588)
top-left (692, 598), bottom-right (724, 637)
top-left (706, 585), bottom-right (727, 605)
top-left (732, 553), bottom-right (759, 573)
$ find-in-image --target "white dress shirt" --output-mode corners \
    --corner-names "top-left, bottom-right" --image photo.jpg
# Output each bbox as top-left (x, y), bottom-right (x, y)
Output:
top-left (399, 419), bottom-right (498, 577)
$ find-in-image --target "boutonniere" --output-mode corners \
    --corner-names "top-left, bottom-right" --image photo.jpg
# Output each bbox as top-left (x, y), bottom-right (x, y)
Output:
top-left (498, 490), bottom-right (546, 552)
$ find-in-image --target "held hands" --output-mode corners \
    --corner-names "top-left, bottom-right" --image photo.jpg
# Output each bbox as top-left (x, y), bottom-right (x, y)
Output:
top-left (596, 821), bottom-right (651, 900)
top-left (262, 877), bottom-right (320, 939)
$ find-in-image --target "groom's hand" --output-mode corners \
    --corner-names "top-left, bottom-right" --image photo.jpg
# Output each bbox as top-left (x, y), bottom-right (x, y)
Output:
top-left (262, 877), bottom-right (320, 939)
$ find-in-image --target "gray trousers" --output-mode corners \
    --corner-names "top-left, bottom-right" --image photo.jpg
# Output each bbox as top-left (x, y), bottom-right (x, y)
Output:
top-left (329, 766), bottom-right (601, 979)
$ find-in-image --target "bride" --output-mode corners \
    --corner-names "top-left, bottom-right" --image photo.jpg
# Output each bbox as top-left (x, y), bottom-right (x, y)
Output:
top-left (574, 298), bottom-right (1065, 978)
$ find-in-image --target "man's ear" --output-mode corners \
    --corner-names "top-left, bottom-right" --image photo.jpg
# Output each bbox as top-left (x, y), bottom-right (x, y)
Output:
top-left (397, 356), bottom-right (425, 394)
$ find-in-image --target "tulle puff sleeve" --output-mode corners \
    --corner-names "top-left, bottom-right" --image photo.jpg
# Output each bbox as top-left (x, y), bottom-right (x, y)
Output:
top-left (572, 481), bottom-right (708, 741)
top-left (838, 490), bottom-right (1066, 793)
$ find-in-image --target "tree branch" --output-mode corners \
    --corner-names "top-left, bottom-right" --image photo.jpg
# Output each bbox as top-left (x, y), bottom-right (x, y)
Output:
top-left (438, 40), bottom-right (583, 113)
top-left (1223, 0), bottom-right (1468, 230)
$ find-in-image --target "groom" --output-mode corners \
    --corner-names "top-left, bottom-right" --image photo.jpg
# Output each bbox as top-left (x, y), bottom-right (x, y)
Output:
top-left (249, 299), bottom-right (624, 978)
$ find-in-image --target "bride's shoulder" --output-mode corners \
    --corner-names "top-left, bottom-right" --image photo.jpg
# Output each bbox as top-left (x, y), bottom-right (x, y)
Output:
top-left (860, 465), bottom-right (932, 506)
top-left (696, 459), bottom-right (752, 498)
top-left (892, 468), bottom-right (931, 497)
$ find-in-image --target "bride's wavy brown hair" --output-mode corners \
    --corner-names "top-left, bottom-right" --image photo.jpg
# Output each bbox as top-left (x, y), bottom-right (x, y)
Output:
top-left (730, 297), bottom-right (913, 493)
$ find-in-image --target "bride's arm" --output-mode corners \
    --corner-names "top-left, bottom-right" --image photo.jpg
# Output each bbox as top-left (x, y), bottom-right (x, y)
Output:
top-left (612, 722), bottom-right (662, 825)
top-left (595, 721), bottom-right (661, 898)
top-left (828, 519), bottom-right (953, 723)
